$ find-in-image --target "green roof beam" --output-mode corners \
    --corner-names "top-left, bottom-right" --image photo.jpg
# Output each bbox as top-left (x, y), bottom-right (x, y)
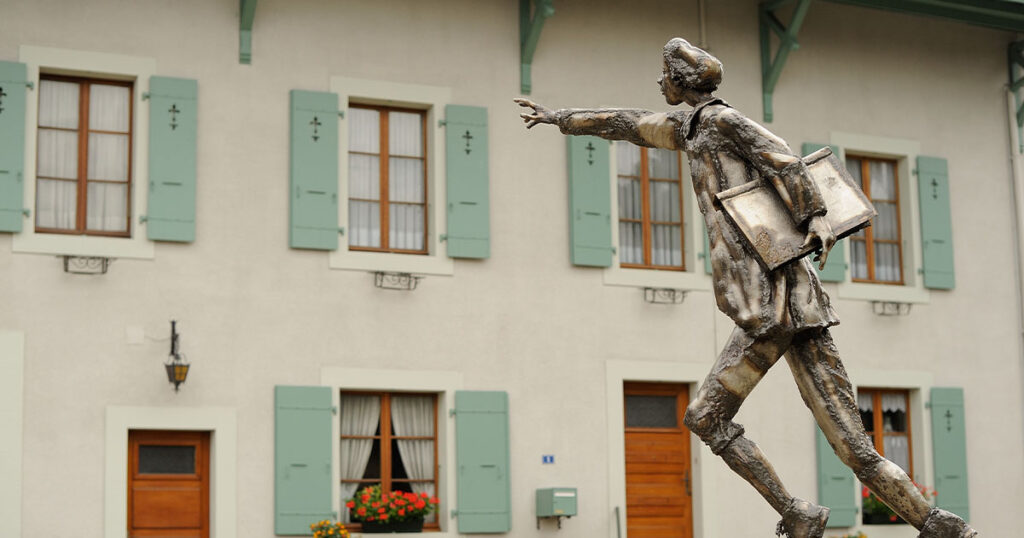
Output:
top-left (520, 0), bottom-right (555, 95)
top-left (824, 0), bottom-right (1024, 33)
top-left (759, 0), bottom-right (813, 123)
top-left (240, 0), bottom-right (257, 64)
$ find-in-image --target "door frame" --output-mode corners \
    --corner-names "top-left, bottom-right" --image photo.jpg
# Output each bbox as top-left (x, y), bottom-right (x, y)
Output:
top-left (605, 360), bottom-right (718, 538)
top-left (105, 407), bottom-right (237, 538)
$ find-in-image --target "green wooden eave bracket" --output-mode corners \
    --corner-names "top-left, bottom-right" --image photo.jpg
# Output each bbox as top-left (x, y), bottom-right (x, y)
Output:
top-left (1009, 41), bottom-right (1024, 153)
top-left (240, 0), bottom-right (257, 64)
top-left (759, 0), bottom-right (813, 123)
top-left (520, 0), bottom-right (555, 94)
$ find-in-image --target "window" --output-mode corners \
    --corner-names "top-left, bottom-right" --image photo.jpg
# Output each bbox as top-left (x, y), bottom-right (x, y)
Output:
top-left (846, 156), bottom-right (902, 284)
top-left (36, 76), bottom-right (133, 236)
top-left (615, 143), bottom-right (685, 270)
top-left (857, 389), bottom-right (913, 475)
top-left (347, 105), bottom-right (427, 254)
top-left (339, 391), bottom-right (438, 529)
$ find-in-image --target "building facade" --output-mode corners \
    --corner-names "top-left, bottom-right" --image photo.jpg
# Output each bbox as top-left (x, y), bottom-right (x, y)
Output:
top-left (2, 1), bottom-right (1023, 537)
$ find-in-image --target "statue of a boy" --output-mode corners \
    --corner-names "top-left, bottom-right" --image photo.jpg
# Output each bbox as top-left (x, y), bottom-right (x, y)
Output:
top-left (516, 38), bottom-right (977, 538)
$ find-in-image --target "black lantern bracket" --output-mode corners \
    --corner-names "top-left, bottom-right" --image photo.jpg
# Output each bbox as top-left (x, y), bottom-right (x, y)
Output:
top-left (165, 320), bottom-right (191, 392)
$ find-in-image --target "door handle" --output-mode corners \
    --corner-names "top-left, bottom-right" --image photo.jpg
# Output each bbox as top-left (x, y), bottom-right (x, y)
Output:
top-left (683, 469), bottom-right (691, 496)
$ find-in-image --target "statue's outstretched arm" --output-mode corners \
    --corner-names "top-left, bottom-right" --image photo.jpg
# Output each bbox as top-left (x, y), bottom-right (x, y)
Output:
top-left (515, 98), bottom-right (682, 150)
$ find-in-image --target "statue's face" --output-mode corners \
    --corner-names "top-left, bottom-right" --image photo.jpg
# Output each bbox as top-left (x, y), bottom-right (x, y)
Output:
top-left (658, 61), bottom-right (686, 106)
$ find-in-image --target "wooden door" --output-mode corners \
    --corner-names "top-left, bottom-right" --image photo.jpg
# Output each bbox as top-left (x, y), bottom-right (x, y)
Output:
top-left (128, 430), bottom-right (210, 538)
top-left (624, 382), bottom-right (692, 538)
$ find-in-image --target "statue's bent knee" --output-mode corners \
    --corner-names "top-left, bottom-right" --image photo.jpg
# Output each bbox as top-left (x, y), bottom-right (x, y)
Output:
top-left (684, 389), bottom-right (744, 455)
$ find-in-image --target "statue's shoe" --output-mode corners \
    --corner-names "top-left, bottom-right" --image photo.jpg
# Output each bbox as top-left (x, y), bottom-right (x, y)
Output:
top-left (776, 499), bottom-right (829, 538)
top-left (918, 509), bottom-right (978, 538)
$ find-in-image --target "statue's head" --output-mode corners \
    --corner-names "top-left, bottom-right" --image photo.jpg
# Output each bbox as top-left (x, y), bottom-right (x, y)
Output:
top-left (661, 38), bottom-right (722, 105)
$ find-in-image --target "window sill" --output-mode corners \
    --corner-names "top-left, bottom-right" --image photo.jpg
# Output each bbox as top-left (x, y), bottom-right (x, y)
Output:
top-left (12, 230), bottom-right (154, 259)
top-left (836, 281), bottom-right (930, 304)
top-left (602, 264), bottom-right (711, 291)
top-left (328, 248), bottom-right (454, 276)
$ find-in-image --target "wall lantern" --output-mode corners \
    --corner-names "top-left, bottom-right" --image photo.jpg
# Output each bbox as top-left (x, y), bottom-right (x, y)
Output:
top-left (165, 320), bottom-right (190, 392)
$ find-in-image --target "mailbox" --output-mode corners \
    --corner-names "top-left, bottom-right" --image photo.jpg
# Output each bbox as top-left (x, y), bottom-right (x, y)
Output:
top-left (536, 487), bottom-right (577, 528)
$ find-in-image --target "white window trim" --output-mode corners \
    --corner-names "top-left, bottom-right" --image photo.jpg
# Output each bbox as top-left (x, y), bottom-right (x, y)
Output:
top-left (320, 367), bottom-right (462, 537)
top-left (830, 132), bottom-right (930, 304)
top-left (0, 331), bottom-right (24, 538)
top-left (604, 141), bottom-right (712, 291)
top-left (327, 77), bottom-right (454, 276)
top-left (104, 406), bottom-right (237, 538)
top-left (844, 367), bottom-right (935, 535)
top-left (605, 359), bottom-right (717, 538)
top-left (15, 45), bottom-right (157, 259)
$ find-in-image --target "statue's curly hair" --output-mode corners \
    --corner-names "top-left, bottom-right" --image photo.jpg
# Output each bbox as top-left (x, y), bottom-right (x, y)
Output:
top-left (664, 38), bottom-right (723, 93)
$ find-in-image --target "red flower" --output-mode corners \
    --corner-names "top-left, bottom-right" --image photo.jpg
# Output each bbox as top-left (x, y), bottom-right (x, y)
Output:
top-left (365, 516), bottom-right (375, 522)
top-left (371, 501), bottom-right (379, 508)
top-left (346, 500), bottom-right (355, 509)
top-left (380, 514), bottom-right (389, 521)
top-left (378, 507), bottom-right (386, 514)
top-left (414, 500), bottom-right (426, 509)
top-left (420, 492), bottom-right (429, 498)
top-left (356, 507), bottom-right (367, 516)
top-left (429, 497), bottom-right (440, 504)
top-left (862, 486), bottom-right (869, 498)
top-left (398, 508), bottom-right (406, 516)
top-left (889, 515), bottom-right (898, 522)
top-left (361, 494), bottom-right (370, 503)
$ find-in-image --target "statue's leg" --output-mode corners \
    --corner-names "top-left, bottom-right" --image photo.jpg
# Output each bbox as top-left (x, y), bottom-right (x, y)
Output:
top-left (684, 327), bottom-right (827, 538)
top-left (785, 330), bottom-right (977, 537)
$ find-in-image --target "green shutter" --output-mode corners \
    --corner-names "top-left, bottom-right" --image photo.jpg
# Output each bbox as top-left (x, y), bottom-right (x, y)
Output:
top-left (930, 387), bottom-right (969, 521)
top-left (802, 143), bottom-right (846, 282)
top-left (146, 76), bottom-right (197, 242)
top-left (455, 390), bottom-right (511, 533)
top-left (816, 427), bottom-right (857, 527)
top-left (567, 135), bottom-right (612, 267)
top-left (445, 104), bottom-right (490, 259)
top-left (918, 156), bottom-right (954, 289)
top-left (0, 61), bottom-right (28, 232)
top-left (289, 90), bottom-right (339, 250)
top-left (275, 385), bottom-right (335, 535)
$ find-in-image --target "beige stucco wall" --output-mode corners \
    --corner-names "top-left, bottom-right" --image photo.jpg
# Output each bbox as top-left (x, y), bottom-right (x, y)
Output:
top-left (1, 0), bottom-right (1022, 537)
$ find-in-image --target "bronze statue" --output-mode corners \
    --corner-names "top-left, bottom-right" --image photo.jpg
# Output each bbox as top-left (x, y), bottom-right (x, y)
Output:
top-left (516, 38), bottom-right (978, 538)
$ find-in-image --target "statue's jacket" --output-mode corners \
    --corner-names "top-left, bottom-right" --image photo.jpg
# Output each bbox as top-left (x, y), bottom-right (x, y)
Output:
top-left (557, 98), bottom-right (839, 338)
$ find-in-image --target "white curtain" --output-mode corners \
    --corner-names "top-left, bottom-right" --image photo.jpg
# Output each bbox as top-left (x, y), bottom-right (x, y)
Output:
top-left (36, 80), bottom-right (79, 230)
top-left (348, 107), bottom-right (381, 248)
top-left (339, 394), bottom-right (381, 521)
top-left (36, 80), bottom-right (130, 232)
top-left (857, 392), bottom-right (873, 413)
top-left (387, 111), bottom-right (424, 251)
top-left (390, 395), bottom-right (434, 497)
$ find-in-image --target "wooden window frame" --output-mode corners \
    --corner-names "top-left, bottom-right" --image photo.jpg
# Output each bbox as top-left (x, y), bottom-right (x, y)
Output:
top-left (35, 74), bottom-right (134, 237)
top-left (618, 147), bottom-right (686, 271)
top-left (339, 391), bottom-right (440, 532)
top-left (848, 155), bottom-right (903, 285)
top-left (348, 104), bottom-right (428, 255)
top-left (859, 388), bottom-right (914, 477)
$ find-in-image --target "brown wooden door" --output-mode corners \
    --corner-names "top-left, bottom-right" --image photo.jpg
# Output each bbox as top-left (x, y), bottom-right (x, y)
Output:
top-left (624, 382), bottom-right (692, 538)
top-left (128, 430), bottom-right (210, 538)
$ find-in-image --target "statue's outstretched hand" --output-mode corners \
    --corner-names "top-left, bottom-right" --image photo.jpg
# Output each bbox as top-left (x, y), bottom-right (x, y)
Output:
top-left (802, 215), bottom-right (836, 270)
top-left (514, 98), bottom-right (557, 129)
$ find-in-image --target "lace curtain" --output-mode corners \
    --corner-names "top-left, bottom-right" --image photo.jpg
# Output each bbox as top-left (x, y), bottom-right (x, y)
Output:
top-left (36, 79), bottom-right (130, 232)
top-left (390, 395), bottom-right (435, 497)
top-left (339, 394), bottom-right (381, 521)
top-left (348, 108), bottom-right (425, 250)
